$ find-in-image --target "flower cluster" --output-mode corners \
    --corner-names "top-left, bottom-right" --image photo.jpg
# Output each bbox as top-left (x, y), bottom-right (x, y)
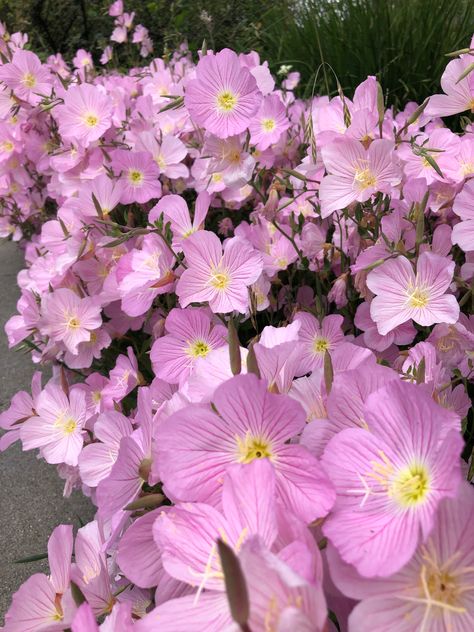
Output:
top-left (0, 5), bottom-right (474, 631)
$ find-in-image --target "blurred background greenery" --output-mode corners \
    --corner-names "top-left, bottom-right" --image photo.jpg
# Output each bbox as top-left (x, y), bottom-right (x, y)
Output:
top-left (1, 0), bottom-right (473, 109)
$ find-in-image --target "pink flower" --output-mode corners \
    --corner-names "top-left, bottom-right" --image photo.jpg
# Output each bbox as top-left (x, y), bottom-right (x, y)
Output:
top-left (96, 429), bottom-right (150, 520)
top-left (184, 48), bottom-right (262, 138)
top-left (354, 300), bottom-right (416, 351)
top-left (150, 307), bottom-right (226, 385)
top-left (54, 84), bottom-right (113, 147)
top-left (136, 132), bottom-right (188, 179)
top-left (329, 482), bottom-right (474, 632)
top-left (150, 192), bottom-right (209, 251)
top-left (40, 288), bottom-right (102, 355)
top-left (293, 312), bottom-right (345, 374)
top-left (108, 0), bottom-right (123, 17)
top-left (249, 94), bottom-right (290, 150)
top-left (71, 521), bottom-right (114, 615)
top-left (176, 230), bottom-right (263, 313)
top-left (319, 138), bottom-right (401, 217)
top-left (321, 380), bottom-right (463, 577)
top-left (78, 174), bottom-right (124, 218)
top-left (102, 347), bottom-right (139, 402)
top-left (78, 411), bottom-right (133, 487)
top-left (20, 384), bottom-right (86, 466)
top-left (72, 49), bottom-right (93, 70)
top-left (154, 460), bottom-right (278, 596)
top-left (0, 49), bottom-right (51, 105)
top-left (366, 252), bottom-right (459, 335)
top-left (156, 373), bottom-right (335, 522)
top-left (3, 524), bottom-right (76, 631)
top-left (117, 234), bottom-right (175, 317)
top-left (425, 56), bottom-right (474, 117)
top-left (238, 538), bottom-right (328, 632)
top-left (452, 178), bottom-right (474, 252)
top-left (112, 149), bottom-right (162, 204)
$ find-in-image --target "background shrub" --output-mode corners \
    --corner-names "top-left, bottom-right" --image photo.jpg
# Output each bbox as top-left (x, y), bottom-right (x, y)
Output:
top-left (1, 0), bottom-right (472, 108)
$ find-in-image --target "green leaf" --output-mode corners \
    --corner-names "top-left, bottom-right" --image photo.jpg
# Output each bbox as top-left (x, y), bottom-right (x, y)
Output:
top-left (70, 581), bottom-right (86, 607)
top-left (456, 61), bottom-right (474, 84)
top-left (14, 552), bottom-right (48, 564)
top-left (422, 153), bottom-right (444, 178)
top-left (91, 193), bottom-right (104, 220)
top-left (415, 357), bottom-right (426, 384)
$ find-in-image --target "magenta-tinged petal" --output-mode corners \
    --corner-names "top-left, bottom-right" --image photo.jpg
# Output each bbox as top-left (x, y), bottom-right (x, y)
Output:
top-left (3, 573), bottom-right (73, 632)
top-left (222, 460), bottom-right (278, 549)
top-left (117, 508), bottom-right (163, 588)
top-left (154, 502), bottom-right (233, 591)
top-left (96, 435), bottom-right (145, 519)
top-left (134, 592), bottom-right (231, 632)
top-left (274, 444), bottom-right (335, 523)
top-left (48, 524), bottom-right (73, 594)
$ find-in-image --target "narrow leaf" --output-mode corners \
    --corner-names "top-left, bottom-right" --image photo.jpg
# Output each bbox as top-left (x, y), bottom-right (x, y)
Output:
top-left (456, 61), bottom-right (474, 84)
top-left (416, 357), bottom-right (426, 384)
top-left (14, 552), bottom-right (48, 564)
top-left (70, 581), bottom-right (86, 606)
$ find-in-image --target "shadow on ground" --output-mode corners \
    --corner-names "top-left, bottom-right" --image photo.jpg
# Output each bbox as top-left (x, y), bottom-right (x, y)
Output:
top-left (0, 241), bottom-right (95, 622)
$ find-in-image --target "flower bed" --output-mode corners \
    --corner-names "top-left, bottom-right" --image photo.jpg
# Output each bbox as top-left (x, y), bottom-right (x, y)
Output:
top-left (0, 2), bottom-right (473, 630)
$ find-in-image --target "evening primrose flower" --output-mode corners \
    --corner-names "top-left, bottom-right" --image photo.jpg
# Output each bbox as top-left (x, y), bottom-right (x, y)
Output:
top-left (54, 84), bottom-right (112, 147)
top-left (0, 49), bottom-right (52, 105)
top-left (150, 307), bottom-right (226, 386)
top-left (20, 384), bottom-right (86, 467)
top-left (184, 48), bottom-right (262, 138)
top-left (319, 137), bottom-right (401, 217)
top-left (321, 380), bottom-right (463, 577)
top-left (176, 230), bottom-right (263, 313)
top-left (366, 252), bottom-right (459, 336)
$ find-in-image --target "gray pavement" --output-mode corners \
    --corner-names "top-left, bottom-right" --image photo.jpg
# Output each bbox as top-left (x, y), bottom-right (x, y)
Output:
top-left (0, 240), bottom-right (94, 622)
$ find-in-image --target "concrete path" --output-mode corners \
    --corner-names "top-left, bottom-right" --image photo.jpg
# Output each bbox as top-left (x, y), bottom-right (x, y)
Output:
top-left (0, 241), bottom-right (94, 622)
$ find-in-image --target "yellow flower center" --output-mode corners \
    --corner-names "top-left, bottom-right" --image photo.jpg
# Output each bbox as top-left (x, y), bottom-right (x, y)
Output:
top-left (391, 463), bottom-right (430, 507)
top-left (210, 269), bottom-right (230, 291)
top-left (211, 173), bottom-right (223, 182)
top-left (216, 90), bottom-right (238, 113)
top-left (128, 169), bottom-right (144, 185)
top-left (83, 112), bottom-right (99, 127)
top-left (313, 337), bottom-right (329, 354)
top-left (156, 154), bottom-right (166, 169)
top-left (354, 166), bottom-right (377, 190)
top-left (187, 339), bottom-right (211, 359)
top-left (236, 432), bottom-right (273, 464)
top-left (22, 72), bottom-right (36, 88)
top-left (262, 118), bottom-right (276, 132)
top-left (182, 228), bottom-right (196, 239)
top-left (407, 286), bottom-right (430, 309)
top-left (1, 140), bottom-right (14, 152)
top-left (460, 161), bottom-right (474, 175)
top-left (55, 412), bottom-right (78, 435)
top-left (67, 316), bottom-right (81, 329)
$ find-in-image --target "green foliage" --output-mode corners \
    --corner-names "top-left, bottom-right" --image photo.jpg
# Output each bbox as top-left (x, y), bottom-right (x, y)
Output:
top-left (258, 0), bottom-right (474, 108)
top-left (0, 0), bottom-right (273, 62)
top-left (0, 0), bottom-right (472, 107)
